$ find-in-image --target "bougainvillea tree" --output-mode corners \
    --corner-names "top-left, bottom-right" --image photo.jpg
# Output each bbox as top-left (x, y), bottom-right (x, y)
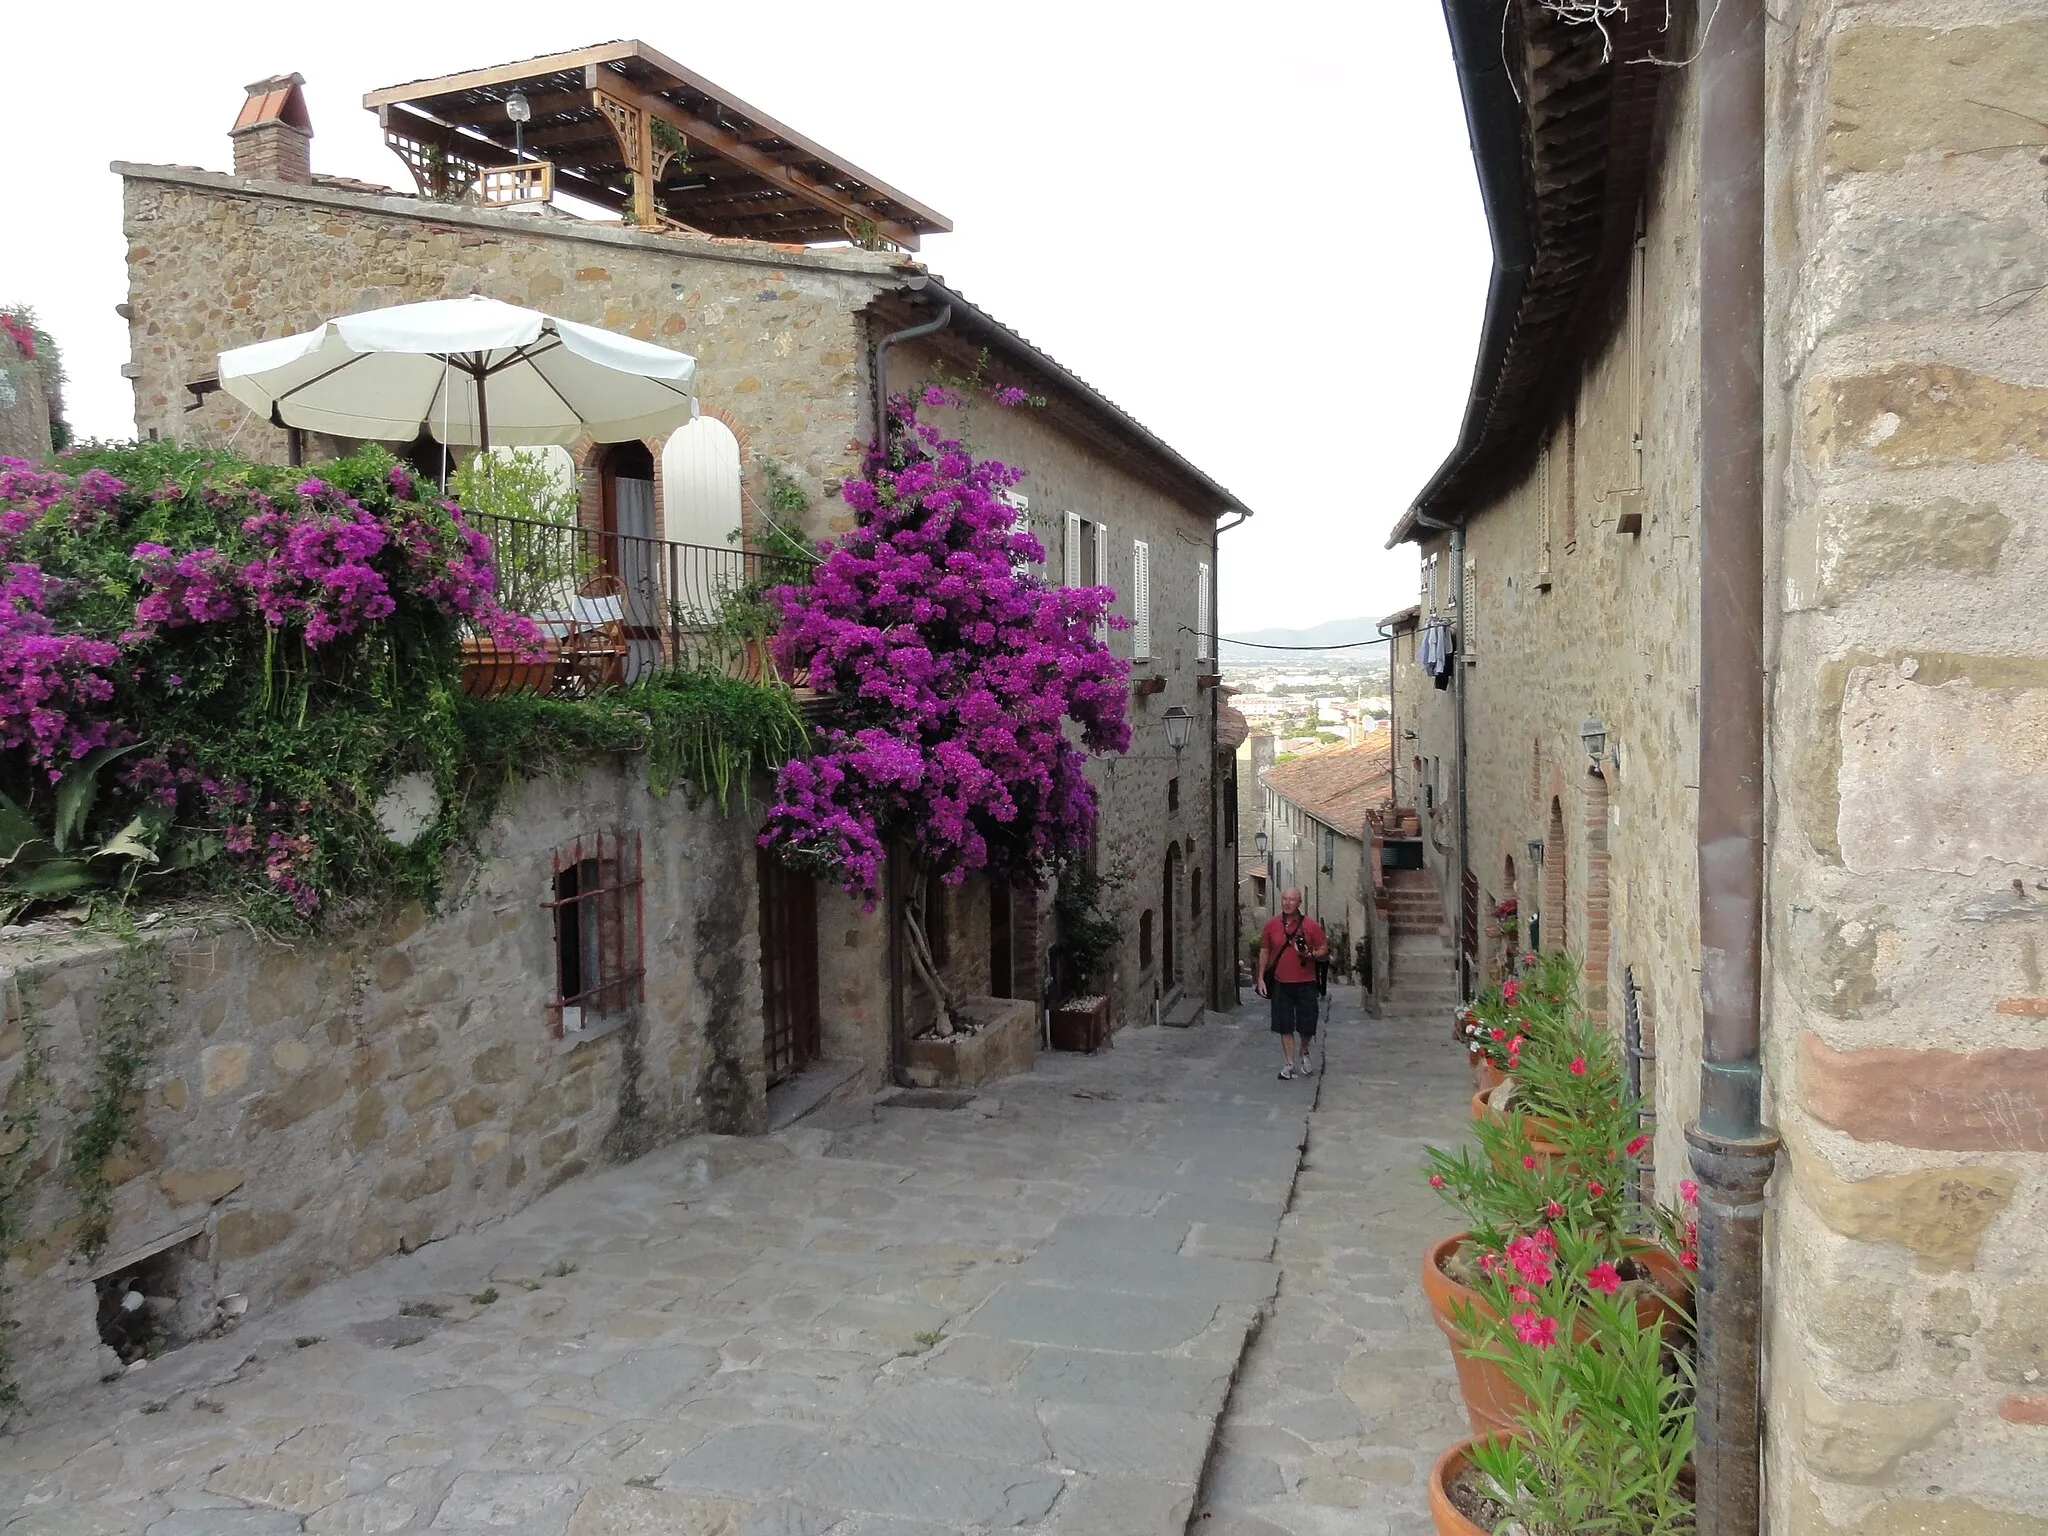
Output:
top-left (761, 387), bottom-right (1130, 1031)
top-left (0, 443), bottom-right (540, 921)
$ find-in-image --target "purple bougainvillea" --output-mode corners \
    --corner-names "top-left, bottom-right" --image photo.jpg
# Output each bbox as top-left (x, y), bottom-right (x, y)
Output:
top-left (761, 388), bottom-right (1129, 905)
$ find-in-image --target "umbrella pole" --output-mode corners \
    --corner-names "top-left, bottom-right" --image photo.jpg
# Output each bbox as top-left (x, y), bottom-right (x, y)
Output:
top-left (474, 360), bottom-right (490, 454)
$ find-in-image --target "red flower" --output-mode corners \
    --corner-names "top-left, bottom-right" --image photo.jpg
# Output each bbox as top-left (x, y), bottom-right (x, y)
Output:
top-left (1522, 1155), bottom-right (1538, 1171)
top-left (1428, 1174), bottom-right (1445, 1189)
top-left (1509, 1284), bottom-right (1537, 1304)
top-left (1586, 1179), bottom-right (1605, 1198)
top-left (1506, 1235), bottom-right (1555, 1286)
top-left (1679, 1178), bottom-right (1700, 1205)
top-left (1586, 1261), bottom-right (1622, 1295)
top-left (1569, 1056), bottom-right (1587, 1076)
top-left (1509, 1310), bottom-right (1560, 1349)
top-left (1626, 1134), bottom-right (1649, 1157)
top-left (1490, 1027), bottom-right (1506, 1041)
top-left (1544, 1199), bottom-right (1563, 1219)
top-left (1679, 1248), bottom-right (1698, 1271)
top-left (1502, 980), bottom-right (1520, 1003)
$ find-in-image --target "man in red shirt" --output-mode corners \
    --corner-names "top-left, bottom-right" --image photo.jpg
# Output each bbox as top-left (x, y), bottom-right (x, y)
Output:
top-left (1256, 888), bottom-right (1328, 1079)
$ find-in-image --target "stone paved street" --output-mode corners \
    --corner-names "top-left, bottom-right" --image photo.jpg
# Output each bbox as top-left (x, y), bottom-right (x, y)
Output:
top-left (1, 988), bottom-right (1465, 1535)
top-left (1195, 987), bottom-right (1469, 1535)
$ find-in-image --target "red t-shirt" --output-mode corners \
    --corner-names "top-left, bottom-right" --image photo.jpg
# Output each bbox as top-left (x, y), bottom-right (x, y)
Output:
top-left (1261, 913), bottom-right (1326, 984)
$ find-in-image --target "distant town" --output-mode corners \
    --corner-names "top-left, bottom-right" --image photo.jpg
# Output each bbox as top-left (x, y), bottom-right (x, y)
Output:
top-left (1219, 617), bottom-right (1390, 758)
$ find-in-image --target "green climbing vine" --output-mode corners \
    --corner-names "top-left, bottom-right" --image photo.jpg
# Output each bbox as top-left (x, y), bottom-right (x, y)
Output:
top-left (66, 938), bottom-right (165, 1266)
top-left (0, 978), bottom-right (54, 1410)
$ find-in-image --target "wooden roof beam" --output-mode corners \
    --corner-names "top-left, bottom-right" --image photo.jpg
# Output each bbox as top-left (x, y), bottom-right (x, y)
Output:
top-left (587, 71), bottom-right (923, 250)
top-left (365, 42), bottom-right (640, 109)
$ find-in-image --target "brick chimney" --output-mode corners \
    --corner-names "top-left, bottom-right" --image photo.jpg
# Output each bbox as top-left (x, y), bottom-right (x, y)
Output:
top-left (231, 74), bottom-right (313, 184)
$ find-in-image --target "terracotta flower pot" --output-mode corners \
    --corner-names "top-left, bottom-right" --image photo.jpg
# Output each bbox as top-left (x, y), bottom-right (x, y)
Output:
top-left (1428, 1435), bottom-right (1503, 1536)
top-left (1469, 1088), bottom-right (1570, 1162)
top-left (1468, 1052), bottom-right (1507, 1095)
top-left (1423, 1233), bottom-right (1693, 1436)
top-left (458, 635), bottom-right (557, 699)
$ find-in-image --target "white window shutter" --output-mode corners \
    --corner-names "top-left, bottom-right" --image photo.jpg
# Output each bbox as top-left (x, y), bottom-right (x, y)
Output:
top-left (1064, 511), bottom-right (1082, 586)
top-left (1132, 539), bottom-right (1151, 659)
top-left (1197, 561), bottom-right (1212, 660)
top-left (1094, 522), bottom-right (1109, 594)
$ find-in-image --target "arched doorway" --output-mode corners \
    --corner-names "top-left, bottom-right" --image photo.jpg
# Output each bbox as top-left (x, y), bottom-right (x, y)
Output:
top-left (1545, 796), bottom-right (1567, 956)
top-left (597, 441), bottom-right (660, 679)
top-left (1163, 844), bottom-right (1182, 985)
top-left (1583, 769), bottom-right (1611, 1021)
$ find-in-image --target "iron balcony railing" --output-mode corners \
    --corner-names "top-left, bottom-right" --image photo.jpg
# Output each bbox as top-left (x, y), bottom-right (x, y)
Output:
top-left (457, 509), bottom-right (811, 695)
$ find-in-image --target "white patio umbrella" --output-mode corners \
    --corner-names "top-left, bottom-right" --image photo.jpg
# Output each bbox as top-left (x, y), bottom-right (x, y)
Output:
top-left (217, 295), bottom-right (697, 450)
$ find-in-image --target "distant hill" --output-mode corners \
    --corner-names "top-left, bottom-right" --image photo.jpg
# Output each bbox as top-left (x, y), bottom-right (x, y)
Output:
top-left (1220, 616), bottom-right (1383, 650)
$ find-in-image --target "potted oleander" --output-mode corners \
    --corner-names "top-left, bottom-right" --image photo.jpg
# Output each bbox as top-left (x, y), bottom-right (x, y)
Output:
top-left (1428, 1222), bottom-right (1696, 1535)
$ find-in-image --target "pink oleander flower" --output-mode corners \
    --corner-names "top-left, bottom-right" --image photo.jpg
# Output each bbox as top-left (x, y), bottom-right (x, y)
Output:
top-left (1509, 1311), bottom-right (1559, 1349)
top-left (1522, 1154), bottom-right (1538, 1171)
top-left (1626, 1133), bottom-right (1650, 1157)
top-left (1509, 1284), bottom-right (1537, 1304)
top-left (1586, 1179), bottom-right (1605, 1198)
top-left (1679, 1179), bottom-right (1699, 1205)
top-left (1569, 1055), bottom-right (1587, 1076)
top-left (1586, 1261), bottom-right (1622, 1295)
top-left (1502, 979), bottom-right (1519, 1003)
top-left (1505, 1234), bottom-right (1554, 1287)
top-left (1544, 1199), bottom-right (1563, 1219)
top-left (1428, 1174), bottom-right (1445, 1189)
top-left (1679, 1248), bottom-right (1698, 1271)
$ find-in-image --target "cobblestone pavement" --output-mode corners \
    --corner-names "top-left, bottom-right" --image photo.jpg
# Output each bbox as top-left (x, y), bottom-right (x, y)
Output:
top-left (1194, 986), bottom-right (1470, 1536)
top-left (0, 989), bottom-right (1465, 1535)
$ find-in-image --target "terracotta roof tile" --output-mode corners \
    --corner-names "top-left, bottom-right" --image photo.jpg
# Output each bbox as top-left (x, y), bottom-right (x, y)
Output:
top-left (1262, 731), bottom-right (1393, 836)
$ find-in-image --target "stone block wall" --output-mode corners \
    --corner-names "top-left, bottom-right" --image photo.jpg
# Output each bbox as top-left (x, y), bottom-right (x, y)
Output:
top-left (0, 760), bottom-right (765, 1414)
top-left (116, 165), bottom-right (906, 552)
top-left (1764, 5), bottom-right (2048, 1529)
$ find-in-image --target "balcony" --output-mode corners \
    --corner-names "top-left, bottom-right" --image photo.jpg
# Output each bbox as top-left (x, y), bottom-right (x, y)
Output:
top-left (456, 510), bottom-right (810, 698)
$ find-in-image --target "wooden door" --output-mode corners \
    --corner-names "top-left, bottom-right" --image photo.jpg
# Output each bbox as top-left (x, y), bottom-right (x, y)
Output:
top-left (757, 848), bottom-right (820, 1085)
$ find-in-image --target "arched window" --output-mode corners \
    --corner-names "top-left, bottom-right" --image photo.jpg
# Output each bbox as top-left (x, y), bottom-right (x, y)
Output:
top-left (660, 415), bottom-right (743, 549)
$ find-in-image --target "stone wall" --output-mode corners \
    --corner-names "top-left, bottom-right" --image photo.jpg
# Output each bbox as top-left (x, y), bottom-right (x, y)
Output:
top-left (0, 338), bottom-right (55, 463)
top-left (116, 165), bottom-right (908, 551)
top-left (1764, 5), bottom-right (2048, 1529)
top-left (1398, 2), bottom-right (2048, 1527)
top-left (0, 760), bottom-right (764, 1414)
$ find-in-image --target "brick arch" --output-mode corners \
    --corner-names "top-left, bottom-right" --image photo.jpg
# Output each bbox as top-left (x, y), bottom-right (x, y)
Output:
top-left (1581, 766), bottom-right (1610, 1023)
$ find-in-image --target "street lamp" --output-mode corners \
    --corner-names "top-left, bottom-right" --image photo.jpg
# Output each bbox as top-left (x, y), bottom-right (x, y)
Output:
top-left (506, 90), bottom-right (532, 164)
top-left (1579, 715), bottom-right (1608, 763)
top-left (1255, 830), bottom-right (1269, 859)
top-left (1162, 705), bottom-right (1195, 753)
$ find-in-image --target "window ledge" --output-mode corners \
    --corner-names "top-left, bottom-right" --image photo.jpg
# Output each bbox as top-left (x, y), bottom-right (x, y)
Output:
top-left (555, 1011), bottom-right (629, 1055)
top-left (1132, 674), bottom-right (1166, 697)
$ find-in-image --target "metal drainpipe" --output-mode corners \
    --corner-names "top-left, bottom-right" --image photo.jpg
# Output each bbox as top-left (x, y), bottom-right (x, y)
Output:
top-left (1689, 2), bottom-right (1780, 1534)
top-left (1411, 508), bottom-right (1471, 1001)
top-left (868, 299), bottom-right (954, 441)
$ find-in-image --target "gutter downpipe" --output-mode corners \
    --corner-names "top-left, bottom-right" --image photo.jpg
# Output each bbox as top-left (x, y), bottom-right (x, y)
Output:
top-left (1688, 3), bottom-right (1780, 1534)
top-left (1411, 507), bottom-right (1470, 1002)
top-left (869, 293), bottom-right (952, 1086)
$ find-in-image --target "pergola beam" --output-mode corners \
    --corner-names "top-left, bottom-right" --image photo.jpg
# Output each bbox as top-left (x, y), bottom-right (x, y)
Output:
top-left (586, 70), bottom-right (922, 250)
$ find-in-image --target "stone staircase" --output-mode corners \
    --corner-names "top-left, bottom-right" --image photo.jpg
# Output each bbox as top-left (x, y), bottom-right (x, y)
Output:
top-left (1385, 868), bottom-right (1463, 1020)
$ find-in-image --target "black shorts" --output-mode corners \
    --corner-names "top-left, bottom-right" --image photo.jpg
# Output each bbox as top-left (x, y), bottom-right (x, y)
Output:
top-left (1269, 981), bottom-right (1319, 1038)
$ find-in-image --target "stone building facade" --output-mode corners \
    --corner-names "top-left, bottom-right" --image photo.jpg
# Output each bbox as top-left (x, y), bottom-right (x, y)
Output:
top-left (1395, 3), bottom-right (2048, 1529)
top-left (1, 764), bottom-right (762, 1410)
top-left (114, 69), bottom-right (1247, 1049)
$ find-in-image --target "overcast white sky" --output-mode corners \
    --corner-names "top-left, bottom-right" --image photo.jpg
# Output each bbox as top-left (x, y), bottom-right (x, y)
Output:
top-left (1, 2), bottom-right (1487, 632)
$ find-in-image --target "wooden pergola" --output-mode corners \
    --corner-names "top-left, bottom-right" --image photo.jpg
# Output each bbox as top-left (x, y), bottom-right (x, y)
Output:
top-left (363, 41), bottom-right (951, 250)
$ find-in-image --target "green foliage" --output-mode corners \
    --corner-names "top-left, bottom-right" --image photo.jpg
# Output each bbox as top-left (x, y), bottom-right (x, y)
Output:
top-left (449, 449), bottom-right (588, 614)
top-left (67, 939), bottom-right (164, 1265)
top-left (0, 440), bottom-right (812, 935)
top-left (1050, 860), bottom-right (1123, 995)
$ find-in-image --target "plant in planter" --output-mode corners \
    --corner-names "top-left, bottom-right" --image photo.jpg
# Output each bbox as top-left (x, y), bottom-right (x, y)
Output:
top-left (1433, 1221), bottom-right (1695, 1536)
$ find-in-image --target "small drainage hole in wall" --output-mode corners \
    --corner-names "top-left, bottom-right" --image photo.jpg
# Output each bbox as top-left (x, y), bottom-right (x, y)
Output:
top-left (95, 1237), bottom-right (209, 1364)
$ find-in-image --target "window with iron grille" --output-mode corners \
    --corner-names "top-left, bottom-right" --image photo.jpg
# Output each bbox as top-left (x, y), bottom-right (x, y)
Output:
top-left (543, 832), bottom-right (644, 1039)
